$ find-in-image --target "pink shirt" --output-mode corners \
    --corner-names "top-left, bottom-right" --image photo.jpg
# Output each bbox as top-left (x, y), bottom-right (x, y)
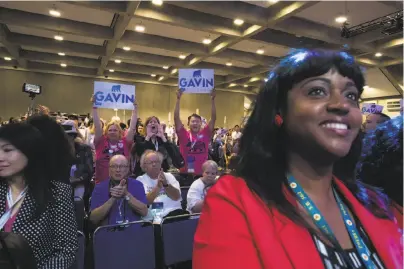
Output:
top-left (94, 135), bottom-right (133, 184)
top-left (4, 200), bottom-right (18, 232)
top-left (177, 125), bottom-right (211, 175)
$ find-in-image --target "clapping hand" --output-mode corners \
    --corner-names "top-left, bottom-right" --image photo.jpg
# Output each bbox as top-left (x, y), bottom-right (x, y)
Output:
top-left (177, 89), bottom-right (185, 100)
top-left (110, 179), bottom-right (127, 198)
top-left (158, 169), bottom-right (167, 187)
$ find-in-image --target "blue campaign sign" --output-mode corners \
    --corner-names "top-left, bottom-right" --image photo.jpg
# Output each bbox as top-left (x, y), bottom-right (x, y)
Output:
top-left (93, 81), bottom-right (135, 110)
top-left (361, 103), bottom-right (384, 114)
top-left (178, 69), bottom-right (214, 93)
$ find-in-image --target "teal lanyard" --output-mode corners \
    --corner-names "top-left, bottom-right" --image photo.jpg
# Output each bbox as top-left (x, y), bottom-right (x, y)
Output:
top-left (287, 175), bottom-right (377, 269)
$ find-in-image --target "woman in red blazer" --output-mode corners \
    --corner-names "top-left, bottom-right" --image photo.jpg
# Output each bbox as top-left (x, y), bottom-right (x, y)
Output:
top-left (193, 50), bottom-right (403, 269)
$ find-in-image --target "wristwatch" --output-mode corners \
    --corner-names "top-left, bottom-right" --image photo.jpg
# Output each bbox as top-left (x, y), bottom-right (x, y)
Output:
top-left (163, 183), bottom-right (169, 188)
top-left (125, 195), bottom-right (130, 201)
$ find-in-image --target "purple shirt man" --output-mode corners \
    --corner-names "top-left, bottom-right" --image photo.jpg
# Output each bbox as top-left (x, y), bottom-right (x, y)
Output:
top-left (90, 155), bottom-right (148, 226)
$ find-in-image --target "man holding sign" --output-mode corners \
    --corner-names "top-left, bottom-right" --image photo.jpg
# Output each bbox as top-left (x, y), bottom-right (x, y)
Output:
top-left (174, 88), bottom-right (216, 177)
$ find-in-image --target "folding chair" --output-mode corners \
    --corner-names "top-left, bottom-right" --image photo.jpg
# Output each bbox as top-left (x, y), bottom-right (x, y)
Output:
top-left (161, 214), bottom-right (200, 266)
top-left (93, 221), bottom-right (155, 269)
top-left (69, 231), bottom-right (85, 269)
top-left (74, 196), bottom-right (85, 232)
top-left (180, 186), bottom-right (190, 210)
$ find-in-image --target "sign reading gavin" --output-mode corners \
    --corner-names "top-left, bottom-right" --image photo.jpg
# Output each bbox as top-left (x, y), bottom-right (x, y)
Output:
top-left (178, 69), bottom-right (214, 94)
top-left (361, 103), bottom-right (384, 114)
top-left (93, 81), bottom-right (135, 110)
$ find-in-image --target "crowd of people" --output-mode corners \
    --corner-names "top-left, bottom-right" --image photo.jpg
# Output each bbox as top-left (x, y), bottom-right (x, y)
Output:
top-left (0, 48), bottom-right (402, 269)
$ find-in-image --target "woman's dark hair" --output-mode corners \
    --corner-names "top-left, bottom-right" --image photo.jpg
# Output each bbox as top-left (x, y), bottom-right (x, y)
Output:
top-left (27, 115), bottom-right (74, 185)
top-left (357, 115), bottom-right (403, 206)
top-left (236, 49), bottom-right (391, 226)
top-left (145, 116), bottom-right (160, 126)
top-left (0, 123), bottom-right (52, 217)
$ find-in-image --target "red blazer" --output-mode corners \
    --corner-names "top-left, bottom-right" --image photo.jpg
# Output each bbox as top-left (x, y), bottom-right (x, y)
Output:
top-left (193, 175), bottom-right (403, 269)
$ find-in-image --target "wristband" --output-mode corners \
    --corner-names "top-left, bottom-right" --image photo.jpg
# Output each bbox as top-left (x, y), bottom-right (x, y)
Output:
top-left (92, 106), bottom-right (98, 109)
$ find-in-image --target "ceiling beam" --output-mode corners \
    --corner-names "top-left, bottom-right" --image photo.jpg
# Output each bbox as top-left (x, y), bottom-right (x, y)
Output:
top-left (0, 7), bottom-right (112, 40)
top-left (0, 24), bottom-right (26, 68)
top-left (376, 1), bottom-right (403, 10)
top-left (98, 1), bottom-right (140, 75)
top-left (379, 67), bottom-right (403, 96)
top-left (20, 50), bottom-right (99, 68)
top-left (272, 16), bottom-right (402, 60)
top-left (60, 1), bottom-right (127, 14)
top-left (379, 58), bottom-right (403, 67)
top-left (8, 33), bottom-right (106, 57)
top-left (181, 1), bottom-right (316, 72)
top-left (134, 2), bottom-right (243, 37)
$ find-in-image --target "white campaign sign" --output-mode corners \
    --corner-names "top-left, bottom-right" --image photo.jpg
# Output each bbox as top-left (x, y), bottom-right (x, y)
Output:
top-left (178, 69), bottom-right (214, 94)
top-left (93, 81), bottom-right (135, 110)
top-left (361, 103), bottom-right (384, 114)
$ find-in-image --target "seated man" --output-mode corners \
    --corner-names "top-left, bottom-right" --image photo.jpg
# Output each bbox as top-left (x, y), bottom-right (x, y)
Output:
top-left (137, 150), bottom-right (184, 218)
top-left (187, 160), bottom-right (218, 213)
top-left (90, 155), bottom-right (148, 225)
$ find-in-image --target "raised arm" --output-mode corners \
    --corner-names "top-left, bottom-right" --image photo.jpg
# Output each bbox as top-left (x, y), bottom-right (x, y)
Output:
top-left (174, 89), bottom-right (184, 133)
top-left (208, 90), bottom-right (217, 133)
top-left (125, 103), bottom-right (138, 143)
top-left (91, 96), bottom-right (103, 142)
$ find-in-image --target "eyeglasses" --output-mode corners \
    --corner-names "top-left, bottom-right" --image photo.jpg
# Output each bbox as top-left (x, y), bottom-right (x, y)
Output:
top-left (144, 160), bottom-right (161, 165)
top-left (109, 165), bottom-right (129, 170)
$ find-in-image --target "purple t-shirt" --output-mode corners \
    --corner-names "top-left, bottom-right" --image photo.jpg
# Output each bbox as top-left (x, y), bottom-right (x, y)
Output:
top-left (90, 177), bottom-right (147, 225)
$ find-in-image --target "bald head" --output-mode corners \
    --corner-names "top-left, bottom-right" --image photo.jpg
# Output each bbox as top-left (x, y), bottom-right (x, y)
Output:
top-left (109, 155), bottom-right (129, 181)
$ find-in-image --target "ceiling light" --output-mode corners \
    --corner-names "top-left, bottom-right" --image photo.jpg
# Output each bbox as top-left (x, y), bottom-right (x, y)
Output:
top-left (243, 84), bottom-right (248, 88)
top-left (109, 69), bottom-right (115, 72)
top-left (179, 55), bottom-right (186, 59)
top-left (152, 0), bottom-right (163, 6)
top-left (4, 57), bottom-right (12, 61)
top-left (49, 9), bottom-right (61, 17)
top-left (60, 63), bottom-right (67, 67)
top-left (158, 76), bottom-right (164, 81)
top-left (123, 46), bottom-right (131, 51)
top-left (135, 25), bottom-right (145, 32)
top-left (202, 38), bottom-right (212, 45)
top-left (54, 35), bottom-right (64, 41)
top-left (163, 66), bottom-right (169, 69)
top-left (114, 59), bottom-right (122, 64)
top-left (151, 74), bottom-right (156, 77)
top-left (256, 49), bottom-right (264, 54)
top-left (58, 52), bottom-right (65, 56)
top-left (234, 18), bottom-right (244, 26)
top-left (335, 16), bottom-right (347, 23)
top-left (226, 62), bottom-right (232, 66)
top-left (229, 83), bottom-right (237, 87)
top-left (264, 78), bottom-right (268, 82)
top-left (171, 69), bottom-right (178, 74)
top-left (375, 52), bottom-right (383, 57)
top-left (268, 0), bottom-right (279, 3)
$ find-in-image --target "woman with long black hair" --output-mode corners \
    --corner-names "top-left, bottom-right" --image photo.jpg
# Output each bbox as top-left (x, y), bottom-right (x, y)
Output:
top-left (193, 50), bottom-right (402, 269)
top-left (0, 122), bottom-right (77, 268)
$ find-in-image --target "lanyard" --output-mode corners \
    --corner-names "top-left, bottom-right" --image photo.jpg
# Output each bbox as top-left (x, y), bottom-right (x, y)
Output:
top-left (287, 175), bottom-right (377, 269)
top-left (189, 132), bottom-right (202, 150)
top-left (152, 139), bottom-right (159, 151)
top-left (0, 187), bottom-right (28, 230)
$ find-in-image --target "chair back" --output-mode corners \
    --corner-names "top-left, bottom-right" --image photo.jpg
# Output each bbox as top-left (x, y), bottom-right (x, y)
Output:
top-left (180, 186), bottom-right (189, 210)
top-left (161, 214), bottom-right (200, 266)
top-left (68, 231), bottom-right (85, 269)
top-left (93, 221), bottom-right (155, 269)
top-left (74, 196), bottom-right (85, 231)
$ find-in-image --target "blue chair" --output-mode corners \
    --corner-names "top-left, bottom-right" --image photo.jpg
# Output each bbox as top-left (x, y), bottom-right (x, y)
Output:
top-left (69, 231), bottom-right (85, 269)
top-left (161, 214), bottom-right (200, 266)
top-left (93, 221), bottom-right (155, 269)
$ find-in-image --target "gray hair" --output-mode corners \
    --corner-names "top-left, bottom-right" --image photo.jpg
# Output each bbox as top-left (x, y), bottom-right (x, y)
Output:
top-left (140, 150), bottom-right (164, 172)
top-left (202, 160), bottom-right (218, 172)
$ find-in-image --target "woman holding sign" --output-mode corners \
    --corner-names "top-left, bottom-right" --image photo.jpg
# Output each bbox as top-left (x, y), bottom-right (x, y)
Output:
top-left (91, 96), bottom-right (137, 184)
top-left (193, 50), bottom-right (402, 269)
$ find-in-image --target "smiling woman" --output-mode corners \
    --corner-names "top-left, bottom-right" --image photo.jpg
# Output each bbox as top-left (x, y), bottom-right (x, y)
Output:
top-left (193, 49), bottom-right (402, 269)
